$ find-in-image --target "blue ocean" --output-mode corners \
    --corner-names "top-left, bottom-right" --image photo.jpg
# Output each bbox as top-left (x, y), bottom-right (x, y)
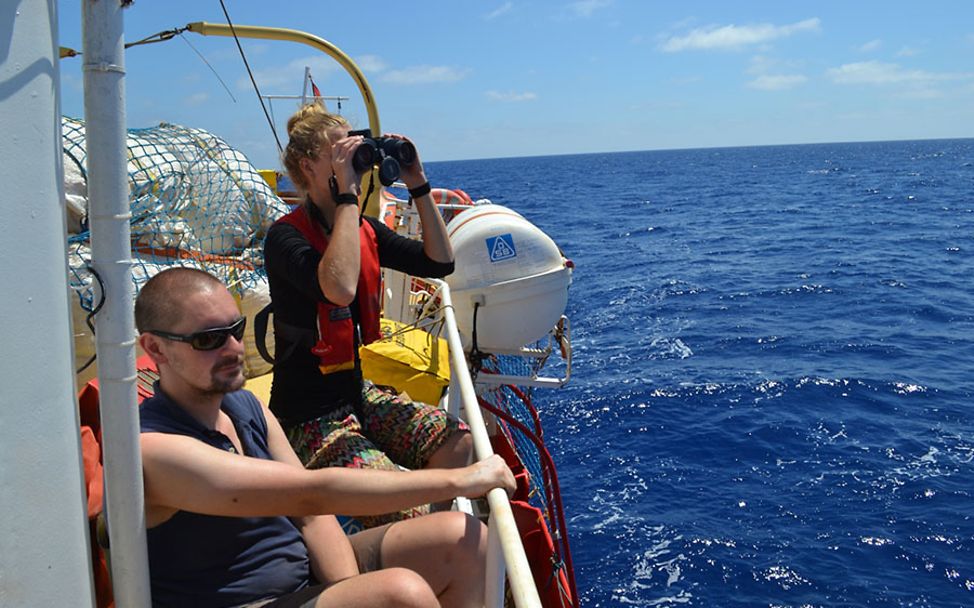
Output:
top-left (427, 139), bottom-right (974, 607)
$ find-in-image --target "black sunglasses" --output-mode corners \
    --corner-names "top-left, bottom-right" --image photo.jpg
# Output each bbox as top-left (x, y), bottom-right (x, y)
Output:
top-left (149, 317), bottom-right (247, 351)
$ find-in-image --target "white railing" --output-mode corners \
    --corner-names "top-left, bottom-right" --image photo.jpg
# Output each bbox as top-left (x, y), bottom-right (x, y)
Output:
top-left (426, 279), bottom-right (544, 608)
top-left (383, 191), bottom-right (577, 607)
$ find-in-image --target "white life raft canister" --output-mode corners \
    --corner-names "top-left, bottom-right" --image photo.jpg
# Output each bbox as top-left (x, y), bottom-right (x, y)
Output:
top-left (445, 204), bottom-right (572, 352)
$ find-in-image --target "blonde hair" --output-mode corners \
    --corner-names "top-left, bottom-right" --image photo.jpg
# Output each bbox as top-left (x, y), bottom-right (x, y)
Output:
top-left (282, 102), bottom-right (350, 191)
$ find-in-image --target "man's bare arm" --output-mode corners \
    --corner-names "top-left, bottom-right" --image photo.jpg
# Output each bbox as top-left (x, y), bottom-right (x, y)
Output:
top-left (261, 400), bottom-right (360, 584)
top-left (141, 432), bottom-right (513, 520)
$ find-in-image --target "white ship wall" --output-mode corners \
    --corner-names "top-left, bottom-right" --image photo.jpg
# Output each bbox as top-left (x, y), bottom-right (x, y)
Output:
top-left (0, 1), bottom-right (97, 606)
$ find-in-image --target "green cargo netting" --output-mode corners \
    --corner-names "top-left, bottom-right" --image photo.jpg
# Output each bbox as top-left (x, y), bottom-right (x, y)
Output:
top-left (63, 116), bottom-right (290, 383)
top-left (63, 115), bottom-right (289, 308)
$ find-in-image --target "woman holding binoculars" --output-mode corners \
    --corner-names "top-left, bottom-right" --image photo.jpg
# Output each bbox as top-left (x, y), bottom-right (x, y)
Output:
top-left (263, 102), bottom-right (473, 527)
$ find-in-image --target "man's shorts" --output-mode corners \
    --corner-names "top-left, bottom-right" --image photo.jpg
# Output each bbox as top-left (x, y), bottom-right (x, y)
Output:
top-left (243, 522), bottom-right (396, 608)
top-left (286, 381), bottom-right (469, 527)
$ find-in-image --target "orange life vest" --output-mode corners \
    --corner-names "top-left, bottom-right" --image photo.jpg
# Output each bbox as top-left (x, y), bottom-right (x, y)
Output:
top-left (279, 204), bottom-right (382, 375)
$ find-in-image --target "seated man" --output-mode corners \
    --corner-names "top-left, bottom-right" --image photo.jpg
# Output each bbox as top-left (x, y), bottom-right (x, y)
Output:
top-left (135, 267), bottom-right (514, 608)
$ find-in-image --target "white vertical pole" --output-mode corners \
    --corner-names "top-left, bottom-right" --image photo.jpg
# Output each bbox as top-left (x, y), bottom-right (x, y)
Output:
top-left (82, 1), bottom-right (152, 606)
top-left (0, 1), bottom-right (97, 605)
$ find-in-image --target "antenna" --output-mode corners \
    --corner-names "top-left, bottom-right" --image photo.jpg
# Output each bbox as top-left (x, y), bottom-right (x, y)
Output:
top-left (266, 67), bottom-right (348, 112)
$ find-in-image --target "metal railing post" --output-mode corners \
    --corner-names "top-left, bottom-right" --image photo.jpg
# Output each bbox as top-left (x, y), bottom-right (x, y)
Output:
top-left (435, 281), bottom-right (543, 608)
top-left (83, 0), bottom-right (152, 605)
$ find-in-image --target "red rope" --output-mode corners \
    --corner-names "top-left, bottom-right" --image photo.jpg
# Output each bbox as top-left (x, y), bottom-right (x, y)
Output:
top-left (476, 369), bottom-right (544, 438)
top-left (478, 395), bottom-right (579, 608)
top-left (505, 383), bottom-right (544, 440)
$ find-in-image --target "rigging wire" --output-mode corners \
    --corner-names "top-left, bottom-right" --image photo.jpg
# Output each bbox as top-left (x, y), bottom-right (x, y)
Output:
top-left (178, 32), bottom-right (237, 103)
top-left (59, 26), bottom-right (189, 58)
top-left (60, 26), bottom-right (238, 104)
top-left (218, 0), bottom-right (284, 157)
top-left (61, 6), bottom-right (285, 156)
top-left (125, 27), bottom-right (187, 49)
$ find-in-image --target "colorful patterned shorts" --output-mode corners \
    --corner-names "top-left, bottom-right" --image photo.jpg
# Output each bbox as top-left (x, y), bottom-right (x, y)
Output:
top-left (286, 381), bottom-right (469, 527)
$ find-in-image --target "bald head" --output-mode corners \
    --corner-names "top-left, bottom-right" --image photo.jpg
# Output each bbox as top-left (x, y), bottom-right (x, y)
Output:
top-left (135, 267), bottom-right (226, 334)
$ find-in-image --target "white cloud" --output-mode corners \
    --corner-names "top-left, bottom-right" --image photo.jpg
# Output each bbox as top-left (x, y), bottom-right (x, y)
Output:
top-left (668, 17), bottom-right (698, 31)
top-left (380, 65), bottom-right (471, 85)
top-left (185, 92), bottom-right (210, 106)
top-left (355, 55), bottom-right (388, 73)
top-left (485, 2), bottom-right (513, 20)
top-left (826, 61), bottom-right (973, 85)
top-left (895, 88), bottom-right (944, 100)
top-left (858, 39), bottom-right (882, 52)
top-left (627, 99), bottom-right (686, 112)
top-left (243, 43), bottom-right (270, 57)
top-left (747, 74), bottom-right (807, 90)
top-left (746, 54), bottom-right (777, 76)
top-left (660, 17), bottom-right (821, 52)
top-left (486, 90), bottom-right (538, 102)
top-left (246, 56), bottom-right (341, 91)
top-left (896, 46), bottom-right (920, 57)
top-left (745, 55), bottom-right (807, 90)
top-left (569, 0), bottom-right (611, 18)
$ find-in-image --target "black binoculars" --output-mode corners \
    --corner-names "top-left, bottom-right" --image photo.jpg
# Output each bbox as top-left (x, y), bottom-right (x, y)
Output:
top-left (349, 129), bottom-right (416, 186)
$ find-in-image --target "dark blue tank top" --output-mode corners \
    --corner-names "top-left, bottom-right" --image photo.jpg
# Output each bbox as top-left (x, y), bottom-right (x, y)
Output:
top-left (140, 387), bottom-right (310, 607)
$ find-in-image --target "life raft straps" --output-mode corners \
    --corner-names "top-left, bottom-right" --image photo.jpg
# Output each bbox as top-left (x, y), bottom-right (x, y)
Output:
top-left (254, 303), bottom-right (275, 365)
top-left (253, 302), bottom-right (313, 366)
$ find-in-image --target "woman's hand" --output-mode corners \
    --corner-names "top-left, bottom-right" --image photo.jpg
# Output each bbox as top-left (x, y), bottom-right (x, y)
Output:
top-left (329, 133), bottom-right (365, 196)
top-left (455, 454), bottom-right (517, 499)
top-left (383, 132), bottom-right (427, 190)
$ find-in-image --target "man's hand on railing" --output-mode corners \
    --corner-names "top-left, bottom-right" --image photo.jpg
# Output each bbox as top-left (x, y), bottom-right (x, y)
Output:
top-left (455, 454), bottom-right (516, 499)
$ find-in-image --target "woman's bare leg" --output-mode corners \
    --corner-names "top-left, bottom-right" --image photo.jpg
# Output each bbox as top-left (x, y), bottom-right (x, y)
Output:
top-left (312, 568), bottom-right (437, 608)
top-left (350, 511), bottom-right (488, 608)
top-left (425, 432), bottom-right (474, 511)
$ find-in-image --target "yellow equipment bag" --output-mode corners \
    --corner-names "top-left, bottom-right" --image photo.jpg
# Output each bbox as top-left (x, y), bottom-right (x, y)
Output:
top-left (359, 318), bottom-right (451, 405)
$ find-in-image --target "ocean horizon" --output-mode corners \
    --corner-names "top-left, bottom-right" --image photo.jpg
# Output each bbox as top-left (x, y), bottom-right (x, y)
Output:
top-left (432, 136), bottom-right (974, 165)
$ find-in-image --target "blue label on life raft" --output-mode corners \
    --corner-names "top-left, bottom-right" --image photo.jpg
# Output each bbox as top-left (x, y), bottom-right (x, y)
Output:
top-left (486, 234), bottom-right (517, 262)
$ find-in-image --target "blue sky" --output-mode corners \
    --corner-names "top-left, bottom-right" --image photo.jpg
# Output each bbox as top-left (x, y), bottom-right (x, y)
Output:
top-left (57, 1), bottom-right (974, 166)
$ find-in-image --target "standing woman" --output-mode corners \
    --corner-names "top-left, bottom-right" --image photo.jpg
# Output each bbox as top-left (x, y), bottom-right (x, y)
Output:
top-left (263, 102), bottom-right (473, 527)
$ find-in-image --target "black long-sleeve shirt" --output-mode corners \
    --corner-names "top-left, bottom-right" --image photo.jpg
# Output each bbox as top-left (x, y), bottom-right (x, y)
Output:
top-left (263, 209), bottom-right (453, 427)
